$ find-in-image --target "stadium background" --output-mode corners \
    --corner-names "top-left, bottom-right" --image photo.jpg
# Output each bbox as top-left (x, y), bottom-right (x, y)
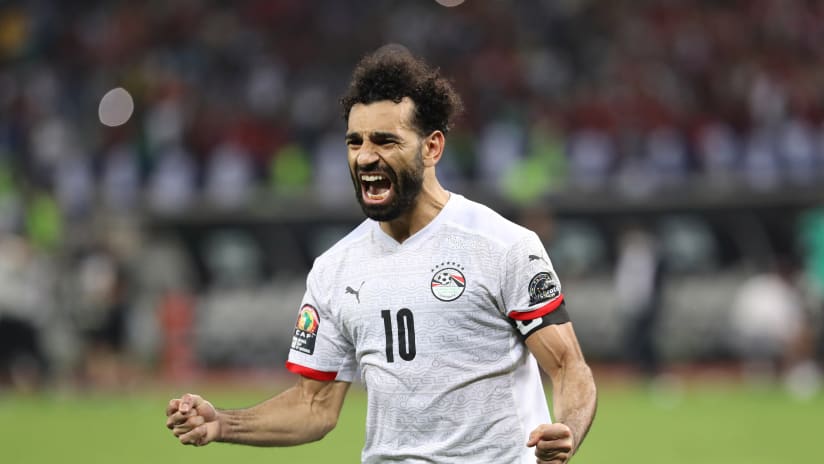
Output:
top-left (1, 0), bottom-right (823, 462)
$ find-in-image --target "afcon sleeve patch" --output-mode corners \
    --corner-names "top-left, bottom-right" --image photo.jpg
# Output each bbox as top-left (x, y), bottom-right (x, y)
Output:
top-left (291, 304), bottom-right (319, 355)
top-left (528, 272), bottom-right (560, 305)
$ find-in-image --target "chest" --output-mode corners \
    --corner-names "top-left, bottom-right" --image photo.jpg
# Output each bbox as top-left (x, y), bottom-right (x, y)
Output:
top-left (331, 246), bottom-right (510, 363)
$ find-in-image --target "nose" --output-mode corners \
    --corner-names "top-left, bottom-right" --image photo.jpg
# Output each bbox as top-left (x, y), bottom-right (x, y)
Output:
top-left (355, 143), bottom-right (380, 167)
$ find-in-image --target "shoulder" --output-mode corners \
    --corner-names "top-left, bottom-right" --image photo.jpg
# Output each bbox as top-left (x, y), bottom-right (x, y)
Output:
top-left (310, 219), bottom-right (373, 275)
top-left (446, 194), bottom-right (536, 249)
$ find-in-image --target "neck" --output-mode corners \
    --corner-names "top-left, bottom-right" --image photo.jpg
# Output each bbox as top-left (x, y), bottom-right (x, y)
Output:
top-left (379, 180), bottom-right (450, 243)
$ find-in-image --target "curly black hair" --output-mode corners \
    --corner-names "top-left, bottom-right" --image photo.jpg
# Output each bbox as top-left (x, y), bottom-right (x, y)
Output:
top-left (341, 45), bottom-right (463, 135)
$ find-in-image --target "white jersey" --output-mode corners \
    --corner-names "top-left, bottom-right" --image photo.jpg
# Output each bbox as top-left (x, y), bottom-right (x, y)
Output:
top-left (287, 193), bottom-right (566, 463)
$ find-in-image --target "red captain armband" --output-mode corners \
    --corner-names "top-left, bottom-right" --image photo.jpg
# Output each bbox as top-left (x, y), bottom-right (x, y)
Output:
top-left (508, 294), bottom-right (565, 321)
top-left (507, 296), bottom-right (569, 338)
top-left (285, 361), bottom-right (338, 381)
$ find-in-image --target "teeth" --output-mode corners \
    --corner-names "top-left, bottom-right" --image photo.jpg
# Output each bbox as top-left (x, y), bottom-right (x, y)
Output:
top-left (366, 191), bottom-right (390, 200)
top-left (361, 174), bottom-right (385, 182)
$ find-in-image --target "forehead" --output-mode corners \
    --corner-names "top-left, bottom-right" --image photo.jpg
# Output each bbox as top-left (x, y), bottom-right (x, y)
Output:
top-left (347, 97), bottom-right (417, 134)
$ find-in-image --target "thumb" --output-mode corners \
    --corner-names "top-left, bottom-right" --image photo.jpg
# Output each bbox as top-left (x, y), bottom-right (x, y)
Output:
top-left (197, 422), bottom-right (219, 446)
top-left (196, 399), bottom-right (218, 422)
top-left (526, 423), bottom-right (572, 447)
top-left (526, 427), bottom-right (543, 447)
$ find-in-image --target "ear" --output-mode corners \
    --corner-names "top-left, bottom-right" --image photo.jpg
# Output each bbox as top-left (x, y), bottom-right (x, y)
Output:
top-left (421, 131), bottom-right (445, 168)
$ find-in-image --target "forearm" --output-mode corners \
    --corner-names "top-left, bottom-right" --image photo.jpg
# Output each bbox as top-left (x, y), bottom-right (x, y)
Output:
top-left (551, 360), bottom-right (597, 453)
top-left (217, 381), bottom-right (349, 446)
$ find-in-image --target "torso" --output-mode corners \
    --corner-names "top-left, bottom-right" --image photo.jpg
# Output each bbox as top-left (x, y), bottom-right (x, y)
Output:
top-left (290, 194), bottom-right (552, 463)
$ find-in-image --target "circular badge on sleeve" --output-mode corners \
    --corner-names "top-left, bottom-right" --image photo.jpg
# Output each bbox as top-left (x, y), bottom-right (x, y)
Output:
top-left (296, 305), bottom-right (319, 333)
top-left (528, 272), bottom-right (560, 305)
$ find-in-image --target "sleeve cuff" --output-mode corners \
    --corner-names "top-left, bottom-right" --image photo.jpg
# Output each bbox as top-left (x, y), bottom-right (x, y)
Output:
top-left (285, 361), bottom-right (338, 381)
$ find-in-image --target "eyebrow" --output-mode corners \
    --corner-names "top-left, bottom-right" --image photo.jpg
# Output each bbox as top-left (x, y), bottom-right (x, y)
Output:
top-left (345, 131), bottom-right (401, 144)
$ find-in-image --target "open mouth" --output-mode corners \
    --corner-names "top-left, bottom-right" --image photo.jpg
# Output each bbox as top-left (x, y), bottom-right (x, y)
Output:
top-left (360, 172), bottom-right (394, 204)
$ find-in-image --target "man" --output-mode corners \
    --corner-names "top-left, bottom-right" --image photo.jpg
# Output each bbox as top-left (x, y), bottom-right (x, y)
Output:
top-left (166, 47), bottom-right (597, 464)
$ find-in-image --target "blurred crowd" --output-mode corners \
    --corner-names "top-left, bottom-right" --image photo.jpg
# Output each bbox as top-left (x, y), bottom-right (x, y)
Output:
top-left (2, 0), bottom-right (824, 219)
top-left (1, 0), bottom-right (823, 391)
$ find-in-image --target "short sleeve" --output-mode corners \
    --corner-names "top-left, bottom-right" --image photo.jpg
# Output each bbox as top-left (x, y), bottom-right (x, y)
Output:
top-left (500, 233), bottom-right (566, 335)
top-left (286, 268), bottom-right (356, 382)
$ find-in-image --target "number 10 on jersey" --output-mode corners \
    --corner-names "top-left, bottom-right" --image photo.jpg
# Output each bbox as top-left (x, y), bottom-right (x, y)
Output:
top-left (381, 309), bottom-right (416, 362)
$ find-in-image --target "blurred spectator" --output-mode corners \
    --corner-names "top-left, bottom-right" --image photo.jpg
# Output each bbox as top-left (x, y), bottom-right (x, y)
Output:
top-left (73, 245), bottom-right (134, 388)
top-left (2, 0), bottom-right (824, 384)
top-left (0, 233), bottom-right (54, 390)
top-left (101, 143), bottom-right (142, 211)
top-left (205, 141), bottom-right (254, 209)
top-left (1, 0), bottom-right (824, 207)
top-left (695, 120), bottom-right (740, 188)
top-left (799, 209), bottom-right (824, 364)
top-left (147, 145), bottom-right (196, 213)
top-left (476, 117), bottom-right (524, 193)
top-left (269, 143), bottom-right (311, 196)
top-left (729, 256), bottom-right (819, 397)
top-left (500, 116), bottom-right (567, 204)
top-left (614, 225), bottom-right (667, 378)
top-left (313, 129), bottom-right (354, 205)
top-left (567, 129), bottom-right (614, 192)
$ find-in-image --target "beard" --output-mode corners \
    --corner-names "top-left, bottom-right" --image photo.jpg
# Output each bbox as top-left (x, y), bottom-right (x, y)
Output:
top-left (351, 149), bottom-right (425, 222)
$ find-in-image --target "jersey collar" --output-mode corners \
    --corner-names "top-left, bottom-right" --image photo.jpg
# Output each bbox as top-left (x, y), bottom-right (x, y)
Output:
top-left (371, 192), bottom-right (461, 249)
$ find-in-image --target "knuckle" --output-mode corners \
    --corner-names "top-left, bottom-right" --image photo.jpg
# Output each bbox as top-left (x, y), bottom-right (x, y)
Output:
top-left (186, 416), bottom-right (204, 428)
top-left (180, 431), bottom-right (196, 445)
top-left (173, 424), bottom-right (190, 435)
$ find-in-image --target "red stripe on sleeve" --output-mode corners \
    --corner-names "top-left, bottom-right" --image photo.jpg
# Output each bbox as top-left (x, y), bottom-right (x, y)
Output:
top-left (285, 361), bottom-right (338, 381)
top-left (507, 294), bottom-right (564, 321)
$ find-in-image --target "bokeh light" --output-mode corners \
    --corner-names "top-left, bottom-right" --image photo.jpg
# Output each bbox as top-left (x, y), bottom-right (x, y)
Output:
top-left (435, 0), bottom-right (466, 7)
top-left (98, 87), bottom-right (134, 127)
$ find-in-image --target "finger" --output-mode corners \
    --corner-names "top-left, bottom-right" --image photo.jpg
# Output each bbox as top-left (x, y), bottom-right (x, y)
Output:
top-left (173, 413), bottom-right (208, 437)
top-left (527, 423), bottom-right (572, 446)
top-left (169, 410), bottom-right (200, 431)
top-left (168, 408), bottom-right (193, 426)
top-left (535, 438), bottom-right (572, 454)
top-left (179, 424), bottom-right (208, 446)
top-left (166, 398), bottom-right (181, 416)
top-left (536, 454), bottom-right (568, 464)
top-left (533, 437), bottom-right (573, 463)
top-left (194, 400), bottom-right (213, 414)
top-left (186, 414), bottom-right (206, 429)
top-left (179, 393), bottom-right (196, 413)
top-left (181, 393), bottom-right (208, 414)
top-left (172, 416), bottom-right (204, 434)
top-left (536, 450), bottom-right (570, 464)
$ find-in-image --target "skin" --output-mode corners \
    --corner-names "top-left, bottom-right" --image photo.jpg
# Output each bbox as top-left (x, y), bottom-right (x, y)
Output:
top-left (166, 378), bottom-right (350, 446)
top-left (525, 323), bottom-right (597, 463)
top-left (166, 98), bottom-right (597, 462)
top-left (345, 97), bottom-right (450, 243)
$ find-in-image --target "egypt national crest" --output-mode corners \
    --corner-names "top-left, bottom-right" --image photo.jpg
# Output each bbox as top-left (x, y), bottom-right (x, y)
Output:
top-left (291, 304), bottom-right (319, 355)
top-left (528, 271), bottom-right (560, 305)
top-left (430, 262), bottom-right (466, 302)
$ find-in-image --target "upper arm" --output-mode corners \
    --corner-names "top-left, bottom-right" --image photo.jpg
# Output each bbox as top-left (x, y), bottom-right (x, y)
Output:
top-left (524, 322), bottom-right (587, 382)
top-left (286, 264), bottom-right (357, 382)
top-left (500, 232), bottom-right (565, 334)
top-left (296, 376), bottom-right (351, 426)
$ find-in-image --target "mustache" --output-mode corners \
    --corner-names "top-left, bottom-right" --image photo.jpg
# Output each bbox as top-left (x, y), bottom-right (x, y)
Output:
top-left (355, 163), bottom-right (397, 182)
